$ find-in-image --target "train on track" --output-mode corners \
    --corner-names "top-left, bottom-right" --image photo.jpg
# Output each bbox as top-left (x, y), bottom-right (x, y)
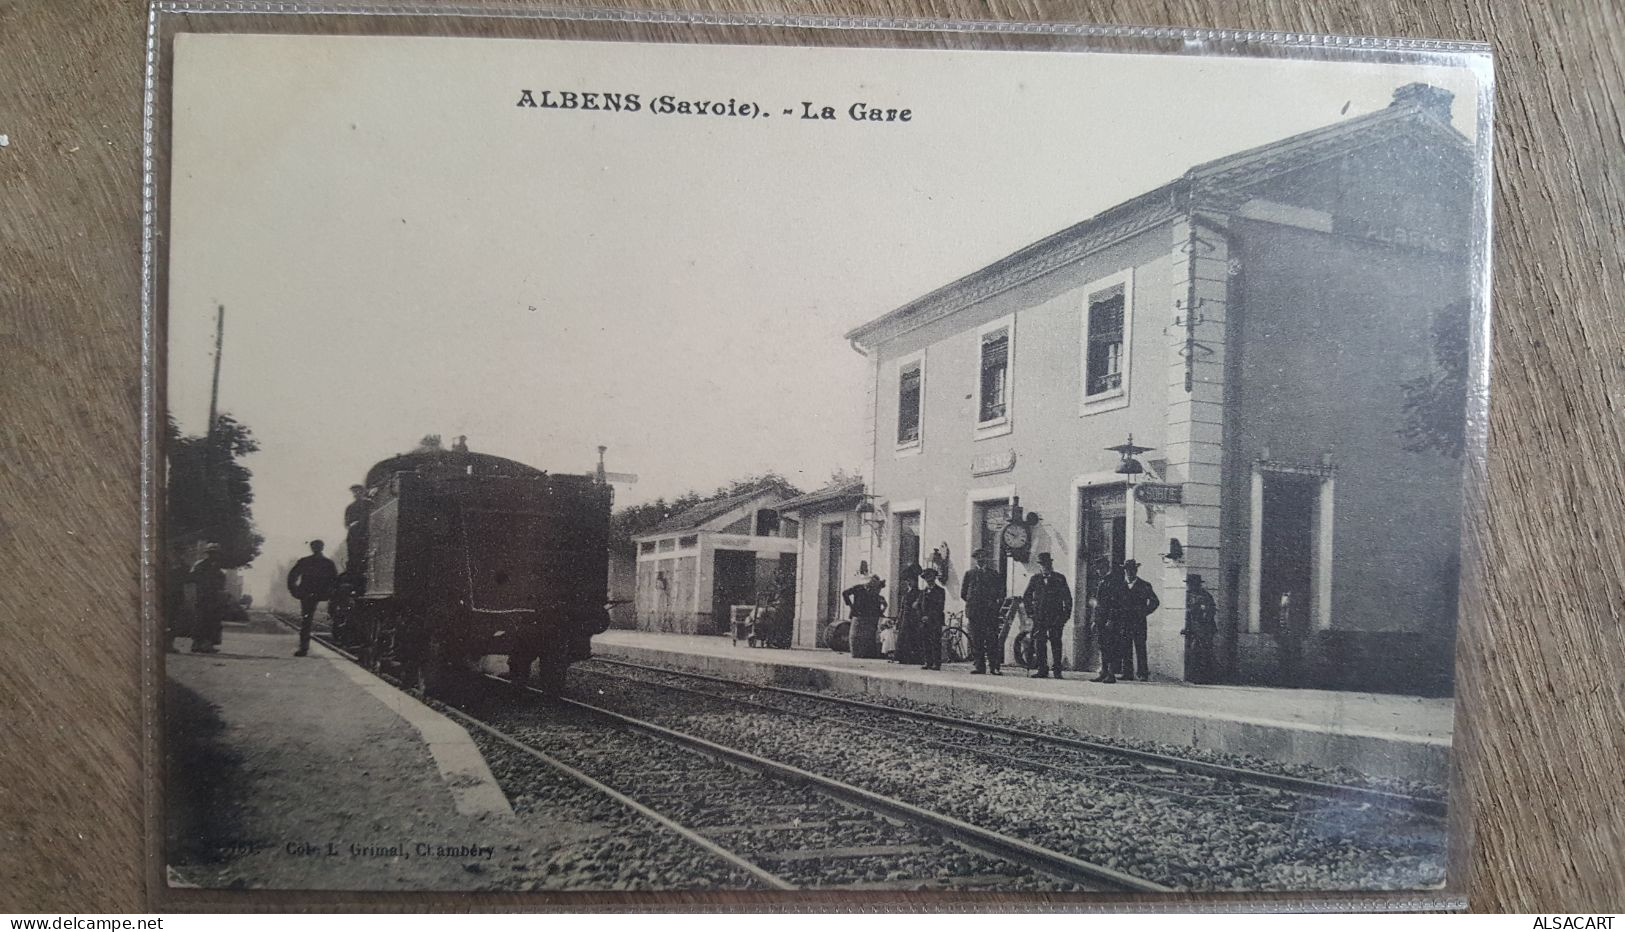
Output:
top-left (330, 445), bottom-right (613, 695)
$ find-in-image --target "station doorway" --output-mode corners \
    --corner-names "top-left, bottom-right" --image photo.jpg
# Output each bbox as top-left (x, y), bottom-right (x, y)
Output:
top-left (1076, 485), bottom-right (1128, 671)
top-left (711, 549), bottom-right (755, 636)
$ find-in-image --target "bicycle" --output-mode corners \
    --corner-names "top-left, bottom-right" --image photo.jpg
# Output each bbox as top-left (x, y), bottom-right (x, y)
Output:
top-left (940, 610), bottom-right (972, 664)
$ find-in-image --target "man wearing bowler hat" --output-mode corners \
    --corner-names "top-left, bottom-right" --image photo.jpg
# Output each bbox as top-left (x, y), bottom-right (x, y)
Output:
top-left (1182, 573), bottom-right (1218, 683)
top-left (1118, 559), bottom-right (1161, 680)
top-left (959, 548), bottom-right (1004, 674)
top-left (1022, 552), bottom-right (1073, 678)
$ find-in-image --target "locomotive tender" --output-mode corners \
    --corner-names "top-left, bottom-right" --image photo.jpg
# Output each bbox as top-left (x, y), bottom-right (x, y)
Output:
top-left (341, 446), bottom-right (613, 694)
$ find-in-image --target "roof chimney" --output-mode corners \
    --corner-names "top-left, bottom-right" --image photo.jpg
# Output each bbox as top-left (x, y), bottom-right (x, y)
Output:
top-left (1390, 82), bottom-right (1454, 122)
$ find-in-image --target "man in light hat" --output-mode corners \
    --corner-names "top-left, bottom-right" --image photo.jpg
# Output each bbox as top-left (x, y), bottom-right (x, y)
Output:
top-left (959, 548), bottom-right (1004, 674)
top-left (1022, 552), bottom-right (1073, 678)
top-left (188, 542), bottom-right (227, 654)
top-left (1119, 559), bottom-right (1161, 680)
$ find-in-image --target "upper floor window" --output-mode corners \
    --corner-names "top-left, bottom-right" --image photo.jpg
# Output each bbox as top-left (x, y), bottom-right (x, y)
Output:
top-left (639, 541), bottom-right (657, 555)
top-left (897, 356), bottom-right (923, 448)
top-left (1086, 288), bottom-right (1125, 396)
top-left (979, 327), bottom-right (1009, 423)
top-left (1081, 270), bottom-right (1133, 414)
top-left (678, 535), bottom-right (698, 549)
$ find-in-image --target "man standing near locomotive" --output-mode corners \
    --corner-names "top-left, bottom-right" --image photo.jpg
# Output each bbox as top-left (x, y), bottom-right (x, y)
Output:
top-left (1119, 559), bottom-right (1161, 681)
top-left (960, 548), bottom-right (1004, 674)
top-left (343, 484), bottom-right (370, 575)
top-left (1022, 552), bottom-right (1073, 679)
top-left (286, 539), bottom-right (339, 657)
top-left (917, 567), bottom-right (946, 671)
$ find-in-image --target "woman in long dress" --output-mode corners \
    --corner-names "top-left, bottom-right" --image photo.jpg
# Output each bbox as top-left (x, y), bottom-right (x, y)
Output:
top-left (895, 562), bottom-right (923, 666)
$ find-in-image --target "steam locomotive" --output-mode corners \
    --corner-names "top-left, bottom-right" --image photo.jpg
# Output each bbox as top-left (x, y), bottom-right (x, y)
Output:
top-left (332, 446), bottom-right (612, 695)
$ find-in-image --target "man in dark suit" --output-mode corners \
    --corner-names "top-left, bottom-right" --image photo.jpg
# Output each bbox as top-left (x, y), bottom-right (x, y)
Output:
top-left (1182, 573), bottom-right (1218, 684)
top-left (343, 484), bottom-right (370, 575)
top-left (1091, 562), bottom-right (1125, 683)
top-left (1119, 559), bottom-right (1161, 680)
top-left (959, 548), bottom-right (1004, 674)
top-left (1022, 552), bottom-right (1073, 678)
top-left (917, 567), bottom-right (946, 670)
top-left (287, 540), bottom-right (339, 657)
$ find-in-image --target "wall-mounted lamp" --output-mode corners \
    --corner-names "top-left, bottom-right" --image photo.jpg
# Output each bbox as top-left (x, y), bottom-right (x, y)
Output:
top-left (856, 496), bottom-right (886, 540)
top-left (1163, 538), bottom-right (1185, 564)
top-left (1108, 435), bottom-right (1156, 485)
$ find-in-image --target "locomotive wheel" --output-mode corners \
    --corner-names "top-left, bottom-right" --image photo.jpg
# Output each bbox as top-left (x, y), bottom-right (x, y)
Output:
top-left (358, 606), bottom-right (386, 673)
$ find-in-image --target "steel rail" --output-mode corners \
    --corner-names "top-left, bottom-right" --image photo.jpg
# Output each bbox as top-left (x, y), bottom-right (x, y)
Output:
top-left (275, 618), bottom-right (795, 888)
top-left (586, 656), bottom-right (1447, 820)
top-left (568, 663), bottom-right (1303, 821)
top-left (438, 703), bottom-right (796, 890)
top-left (499, 676), bottom-right (1172, 893)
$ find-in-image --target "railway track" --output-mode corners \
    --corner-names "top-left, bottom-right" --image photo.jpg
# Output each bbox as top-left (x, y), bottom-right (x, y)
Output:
top-left (288, 620), bottom-right (1167, 892)
top-left (473, 679), bottom-right (1167, 892)
top-left (579, 656), bottom-right (1447, 821)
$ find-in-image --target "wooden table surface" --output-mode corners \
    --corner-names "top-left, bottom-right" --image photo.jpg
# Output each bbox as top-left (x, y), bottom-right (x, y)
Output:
top-left (2, 0), bottom-right (1621, 913)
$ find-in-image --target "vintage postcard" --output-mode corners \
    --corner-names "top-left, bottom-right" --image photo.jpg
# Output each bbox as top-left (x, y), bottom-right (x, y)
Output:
top-left (155, 23), bottom-right (1491, 899)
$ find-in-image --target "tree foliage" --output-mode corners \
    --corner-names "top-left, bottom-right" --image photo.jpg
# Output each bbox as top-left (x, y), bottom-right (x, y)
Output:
top-left (1398, 299), bottom-right (1472, 459)
top-left (610, 471), bottom-right (806, 550)
top-left (166, 414), bottom-right (264, 569)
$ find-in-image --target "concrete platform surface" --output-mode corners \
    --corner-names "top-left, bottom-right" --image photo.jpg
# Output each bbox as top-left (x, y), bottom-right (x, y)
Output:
top-left (164, 618), bottom-right (530, 891)
top-left (589, 630), bottom-right (1454, 785)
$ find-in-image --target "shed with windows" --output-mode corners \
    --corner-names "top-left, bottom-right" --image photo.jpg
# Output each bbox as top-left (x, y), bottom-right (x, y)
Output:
top-left (630, 489), bottom-right (800, 635)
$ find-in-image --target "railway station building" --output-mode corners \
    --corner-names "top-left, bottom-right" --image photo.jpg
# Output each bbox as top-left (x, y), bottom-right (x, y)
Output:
top-left (631, 489), bottom-right (800, 636)
top-left (843, 84), bottom-right (1475, 695)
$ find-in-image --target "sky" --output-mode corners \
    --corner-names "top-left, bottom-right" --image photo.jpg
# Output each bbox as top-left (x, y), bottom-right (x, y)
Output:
top-left (165, 32), bottom-right (1483, 600)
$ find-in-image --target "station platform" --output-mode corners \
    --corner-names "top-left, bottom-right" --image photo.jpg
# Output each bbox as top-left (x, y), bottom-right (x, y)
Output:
top-left (589, 630), bottom-right (1454, 786)
top-left (163, 614), bottom-right (529, 891)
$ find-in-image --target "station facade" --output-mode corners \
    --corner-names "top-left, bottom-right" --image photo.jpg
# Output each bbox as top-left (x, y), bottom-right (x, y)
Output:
top-left (843, 85), bottom-right (1475, 694)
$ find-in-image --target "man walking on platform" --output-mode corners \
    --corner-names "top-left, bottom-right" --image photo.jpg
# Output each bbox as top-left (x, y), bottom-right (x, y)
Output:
top-left (1119, 560), bottom-right (1161, 680)
top-left (1022, 552), bottom-right (1073, 678)
top-left (917, 567), bottom-right (946, 671)
top-left (960, 548), bottom-right (1004, 674)
top-left (287, 539), bottom-right (339, 657)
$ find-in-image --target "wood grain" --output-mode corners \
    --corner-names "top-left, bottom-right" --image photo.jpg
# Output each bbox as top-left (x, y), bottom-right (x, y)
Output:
top-left (2, 0), bottom-right (1621, 912)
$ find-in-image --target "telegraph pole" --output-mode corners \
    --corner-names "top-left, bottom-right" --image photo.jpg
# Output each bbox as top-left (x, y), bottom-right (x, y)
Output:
top-left (206, 304), bottom-right (224, 438)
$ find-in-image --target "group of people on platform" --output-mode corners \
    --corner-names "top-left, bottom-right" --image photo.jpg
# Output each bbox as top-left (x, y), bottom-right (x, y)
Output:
top-left (842, 550), bottom-right (1220, 684)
